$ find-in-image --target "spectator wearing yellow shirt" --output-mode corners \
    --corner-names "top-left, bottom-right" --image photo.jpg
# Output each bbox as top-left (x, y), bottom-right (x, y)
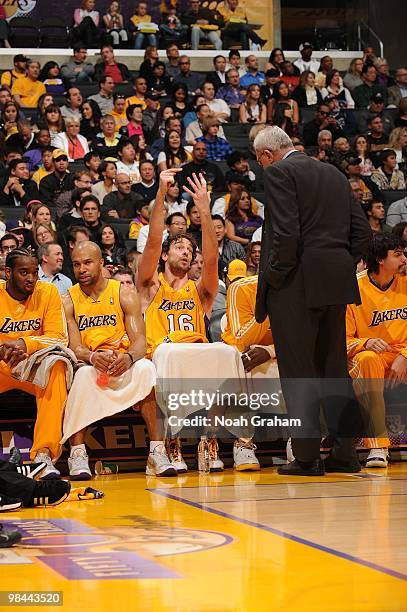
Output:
top-left (125, 76), bottom-right (148, 111)
top-left (129, 1), bottom-right (158, 49)
top-left (218, 0), bottom-right (266, 50)
top-left (0, 54), bottom-right (29, 89)
top-left (32, 148), bottom-right (55, 187)
top-left (111, 93), bottom-right (128, 132)
top-left (11, 61), bottom-right (46, 109)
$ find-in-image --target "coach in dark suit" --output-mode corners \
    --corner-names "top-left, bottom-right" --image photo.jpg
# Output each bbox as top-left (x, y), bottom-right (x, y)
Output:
top-left (252, 126), bottom-right (371, 476)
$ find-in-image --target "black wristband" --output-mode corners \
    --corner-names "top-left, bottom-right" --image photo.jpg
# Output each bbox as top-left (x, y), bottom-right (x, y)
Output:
top-left (126, 352), bottom-right (135, 365)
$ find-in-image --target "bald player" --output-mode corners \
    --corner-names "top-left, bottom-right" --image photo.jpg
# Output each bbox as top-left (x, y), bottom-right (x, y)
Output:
top-left (0, 248), bottom-right (69, 479)
top-left (61, 242), bottom-right (156, 479)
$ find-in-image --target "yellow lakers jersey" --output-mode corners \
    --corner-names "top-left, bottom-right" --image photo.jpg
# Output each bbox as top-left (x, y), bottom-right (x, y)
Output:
top-left (346, 271), bottom-right (407, 359)
top-left (0, 280), bottom-right (67, 354)
top-left (69, 279), bottom-right (129, 352)
top-left (145, 273), bottom-right (207, 357)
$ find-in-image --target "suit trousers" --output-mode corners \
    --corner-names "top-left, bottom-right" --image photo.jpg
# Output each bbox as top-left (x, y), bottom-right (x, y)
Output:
top-left (266, 268), bottom-right (361, 462)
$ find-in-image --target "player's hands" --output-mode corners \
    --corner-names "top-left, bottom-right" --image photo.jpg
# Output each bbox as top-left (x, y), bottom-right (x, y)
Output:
top-left (365, 338), bottom-right (395, 353)
top-left (107, 351), bottom-right (132, 376)
top-left (90, 350), bottom-right (114, 373)
top-left (158, 168), bottom-right (182, 195)
top-left (242, 347), bottom-right (271, 373)
top-left (183, 173), bottom-right (210, 213)
top-left (0, 341), bottom-right (28, 368)
top-left (386, 354), bottom-right (407, 389)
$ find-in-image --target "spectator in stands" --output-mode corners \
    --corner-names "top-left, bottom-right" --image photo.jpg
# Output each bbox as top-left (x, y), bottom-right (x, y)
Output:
top-left (30, 203), bottom-right (56, 232)
top-left (54, 169), bottom-right (93, 220)
top-left (363, 198), bottom-right (392, 234)
top-left (62, 225), bottom-right (91, 277)
top-left (260, 69), bottom-right (281, 105)
top-left (353, 64), bottom-right (387, 109)
top-left (218, 0), bottom-right (266, 49)
top-left (138, 46), bottom-right (159, 80)
top-left (73, 0), bottom-right (100, 48)
top-left (196, 117), bottom-right (233, 161)
top-left (371, 149), bottom-right (406, 191)
top-left (36, 93), bottom-right (55, 122)
top-left (39, 62), bottom-right (65, 97)
top-left (129, 1), bottom-right (158, 49)
top-left (246, 240), bottom-right (261, 275)
top-left (212, 214), bottom-right (245, 272)
top-left (321, 70), bottom-right (355, 109)
top-left (37, 242), bottom-right (72, 294)
top-left (0, 86), bottom-right (12, 110)
top-left (186, 103), bottom-right (225, 144)
top-left (41, 104), bottom-right (64, 146)
top-left (165, 43), bottom-right (181, 79)
top-left (388, 127), bottom-right (407, 165)
top-left (215, 69), bottom-right (245, 111)
top-left (53, 116), bottom-right (89, 162)
top-left (109, 93), bottom-right (127, 133)
top-left (303, 103), bottom-right (343, 147)
top-left (1, 100), bottom-right (19, 140)
top-left (354, 134), bottom-right (375, 176)
top-left (132, 159), bottom-right (158, 203)
top-left (125, 76), bottom-right (148, 110)
top-left (212, 173), bottom-right (262, 217)
top-left (33, 222), bottom-right (57, 247)
top-left (102, 173), bottom-right (143, 218)
top-left (0, 254), bottom-right (6, 279)
top-left (294, 42), bottom-right (320, 74)
top-left (387, 68), bottom-right (407, 107)
top-left (123, 103), bottom-right (144, 139)
top-left (182, 94), bottom-right (205, 129)
top-left (141, 93), bottom-right (161, 137)
top-left (39, 150), bottom-right (73, 207)
top-left (186, 201), bottom-right (202, 248)
top-left (92, 114), bottom-right (121, 157)
top-left (69, 195), bottom-right (101, 241)
top-left (22, 128), bottom-right (51, 172)
top-left (387, 195), bottom-right (407, 227)
top-left (202, 81), bottom-right (230, 122)
top-left (32, 147), bottom-right (55, 187)
top-left (116, 139), bottom-right (140, 183)
top-left (271, 102), bottom-right (298, 138)
top-left (129, 199), bottom-right (150, 240)
top-left (348, 177), bottom-right (364, 204)
top-left (239, 84), bottom-right (267, 124)
top-left (173, 56), bottom-right (203, 96)
top-left (92, 159), bottom-right (117, 203)
top-left (61, 87), bottom-right (83, 122)
top-left (97, 223), bottom-right (126, 269)
top-left (182, 0), bottom-right (223, 50)
top-left (84, 151), bottom-right (101, 183)
top-left (392, 221), bottom-right (407, 242)
top-left (0, 233), bottom-right (18, 254)
top-left (130, 132), bottom-right (153, 163)
top-left (80, 99), bottom-right (102, 141)
top-left (89, 76), bottom-right (114, 115)
top-left (158, 130), bottom-right (192, 171)
top-left (1, 55), bottom-right (28, 88)
top-left (343, 57), bottom-right (364, 93)
top-left (150, 180), bottom-right (188, 216)
top-left (94, 45), bottom-right (131, 83)
top-left (315, 55), bottom-right (334, 89)
top-left (226, 152), bottom-right (255, 188)
top-left (342, 157), bottom-right (373, 203)
top-left (150, 116), bottom-right (184, 159)
top-left (159, 7), bottom-right (189, 42)
top-left (265, 48), bottom-right (285, 74)
top-left (367, 115), bottom-right (389, 164)
top-left (227, 49), bottom-right (246, 78)
top-left (102, 1), bottom-right (128, 47)
top-left (395, 98), bottom-right (407, 128)
top-left (279, 61), bottom-right (300, 93)
top-left (317, 129), bottom-right (332, 152)
top-left (206, 55), bottom-right (228, 92)
top-left (170, 83), bottom-right (189, 118)
top-left (358, 92), bottom-right (394, 135)
top-left (292, 70), bottom-right (323, 109)
top-left (61, 44), bottom-right (95, 85)
top-left (147, 62), bottom-right (171, 97)
top-left (0, 159), bottom-right (39, 208)
top-left (57, 186), bottom-right (92, 231)
top-left (11, 61), bottom-right (46, 109)
top-left (225, 187), bottom-right (262, 246)
top-left (374, 58), bottom-right (395, 89)
top-left (177, 141), bottom-right (225, 193)
top-left (240, 55), bottom-right (266, 88)
top-left (267, 80), bottom-right (299, 124)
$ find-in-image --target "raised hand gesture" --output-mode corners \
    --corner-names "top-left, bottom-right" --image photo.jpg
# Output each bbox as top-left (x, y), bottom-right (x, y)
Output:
top-left (158, 168), bottom-right (182, 195)
top-left (183, 173), bottom-right (210, 213)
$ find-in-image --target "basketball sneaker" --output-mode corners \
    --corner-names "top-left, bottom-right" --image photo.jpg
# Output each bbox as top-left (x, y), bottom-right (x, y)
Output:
top-left (166, 439), bottom-right (188, 473)
top-left (34, 453), bottom-right (61, 480)
top-left (208, 438), bottom-right (224, 472)
top-left (15, 462), bottom-right (47, 480)
top-left (233, 440), bottom-right (260, 471)
top-left (0, 523), bottom-right (22, 547)
top-left (29, 479), bottom-right (71, 507)
top-left (0, 495), bottom-right (22, 512)
top-left (68, 449), bottom-right (92, 481)
top-left (146, 445), bottom-right (177, 477)
top-left (366, 448), bottom-right (389, 468)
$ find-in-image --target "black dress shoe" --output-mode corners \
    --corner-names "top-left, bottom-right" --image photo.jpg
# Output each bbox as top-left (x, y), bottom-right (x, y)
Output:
top-left (324, 455), bottom-right (361, 473)
top-left (278, 459), bottom-right (324, 476)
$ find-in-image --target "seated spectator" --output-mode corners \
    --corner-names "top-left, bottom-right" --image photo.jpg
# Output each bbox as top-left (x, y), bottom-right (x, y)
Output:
top-left (125, 76), bottom-right (148, 110)
top-left (218, 0), bottom-right (266, 50)
top-left (265, 48), bottom-right (285, 74)
top-left (32, 147), bottom-right (55, 187)
top-left (11, 61), bottom-right (46, 109)
top-left (75, 194), bottom-right (104, 240)
top-left (395, 98), bottom-right (407, 128)
top-left (216, 68), bottom-right (245, 109)
top-left (62, 225), bottom-right (91, 282)
top-left (357, 92), bottom-right (394, 136)
top-left (129, 1), bottom-right (158, 49)
top-left (202, 81), bottom-right (230, 122)
top-left (158, 129), bottom-right (192, 170)
top-left (73, 0), bottom-right (100, 48)
top-left (36, 93), bottom-right (55, 123)
top-left (94, 45), bottom-right (131, 84)
top-left (271, 102), bottom-right (298, 138)
top-left (343, 57), bottom-right (364, 93)
top-left (116, 139), bottom-right (140, 183)
top-left (354, 134), bottom-right (375, 176)
top-left (150, 115), bottom-right (184, 159)
top-left (0, 158), bottom-right (39, 208)
top-left (61, 87), bottom-right (83, 122)
top-left (212, 173), bottom-right (262, 217)
top-left (374, 58), bottom-right (395, 89)
top-left (315, 55), bottom-right (334, 89)
top-left (246, 240), bottom-right (261, 276)
top-left (182, 0), bottom-right (223, 51)
top-left (89, 76), bottom-right (114, 115)
top-left (196, 117), bottom-right (233, 161)
top-left (122, 103), bottom-right (144, 138)
top-left (110, 93), bottom-right (127, 133)
top-left (142, 93), bottom-right (161, 138)
top-left (97, 223), bottom-right (127, 270)
top-left (387, 68), bottom-right (407, 107)
top-left (177, 141), bottom-right (225, 193)
top-left (206, 55), bottom-right (227, 92)
top-left (22, 127), bottom-right (51, 172)
top-left (239, 84), bottom-right (267, 124)
top-left (147, 61), bottom-right (171, 97)
top-left (292, 70), bottom-right (323, 109)
top-left (303, 103), bottom-right (343, 147)
top-left (260, 69), bottom-right (281, 105)
top-left (92, 159), bottom-right (117, 203)
top-left (39, 62), bottom-right (65, 97)
top-left (186, 200), bottom-right (202, 248)
top-left (39, 150), bottom-right (73, 207)
top-left (185, 104), bottom-right (225, 144)
top-left (92, 114), bottom-right (121, 157)
top-left (1, 54), bottom-right (28, 88)
top-left (366, 115), bottom-right (390, 165)
top-left (102, 172), bottom-right (143, 218)
top-left (80, 99), bottom-right (102, 141)
top-left (27, 203), bottom-right (56, 232)
top-left (240, 55), bottom-right (266, 89)
top-left (130, 132), bottom-right (153, 163)
top-left (293, 42), bottom-right (320, 74)
top-left (279, 61), bottom-right (300, 93)
top-left (227, 49), bottom-right (246, 77)
top-left (392, 221), bottom-right (407, 241)
top-left (226, 151), bottom-right (256, 189)
top-left (321, 70), bottom-right (355, 109)
top-left (138, 46), bottom-right (159, 80)
top-left (225, 187), bottom-right (262, 245)
top-left (0, 85), bottom-right (12, 110)
top-left (353, 64), bottom-right (387, 109)
top-left (1, 100), bottom-right (20, 140)
top-left (57, 186), bottom-right (92, 232)
top-left (33, 222), bottom-right (58, 248)
top-left (324, 94), bottom-right (353, 134)
top-left (41, 104), bottom-right (65, 146)
top-left (132, 160), bottom-right (158, 203)
top-left (84, 150), bottom-right (101, 183)
top-left (165, 43), bottom-right (181, 80)
top-left (37, 242), bottom-right (72, 294)
top-left (129, 199), bottom-right (150, 240)
top-left (102, 1), bottom-right (128, 47)
top-left (136, 209), bottom-right (187, 254)
top-left (388, 127), bottom-right (407, 165)
top-left (0, 233), bottom-right (18, 255)
top-left (387, 196), bottom-right (407, 227)
top-left (370, 149), bottom-right (406, 191)
top-left (363, 198), bottom-right (392, 234)
top-left (173, 55), bottom-right (203, 96)
top-left (170, 83), bottom-right (189, 119)
top-left (54, 116), bottom-right (90, 162)
top-left (267, 80), bottom-right (299, 124)
top-left (61, 44), bottom-right (95, 85)
top-left (212, 214), bottom-right (245, 274)
top-left (159, 7), bottom-right (189, 42)
top-left (54, 169), bottom-right (93, 219)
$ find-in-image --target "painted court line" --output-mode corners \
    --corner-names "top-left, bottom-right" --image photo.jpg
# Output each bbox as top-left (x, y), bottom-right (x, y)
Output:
top-left (201, 492), bottom-right (407, 503)
top-left (148, 488), bottom-right (407, 583)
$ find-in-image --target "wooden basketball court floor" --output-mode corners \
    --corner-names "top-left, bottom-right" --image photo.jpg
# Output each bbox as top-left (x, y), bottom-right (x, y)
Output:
top-left (1, 464), bottom-right (407, 611)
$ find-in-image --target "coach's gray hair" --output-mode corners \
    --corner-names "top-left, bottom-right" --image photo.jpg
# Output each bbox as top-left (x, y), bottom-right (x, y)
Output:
top-left (253, 126), bottom-right (293, 153)
top-left (37, 242), bottom-right (59, 263)
top-left (317, 129), bottom-right (332, 143)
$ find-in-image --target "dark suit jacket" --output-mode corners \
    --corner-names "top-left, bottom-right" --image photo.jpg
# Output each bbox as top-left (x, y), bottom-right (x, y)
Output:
top-left (256, 151), bottom-right (371, 322)
top-left (205, 71), bottom-right (226, 93)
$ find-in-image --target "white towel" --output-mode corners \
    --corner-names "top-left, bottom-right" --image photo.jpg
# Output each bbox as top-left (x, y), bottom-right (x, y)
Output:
top-left (12, 344), bottom-right (77, 389)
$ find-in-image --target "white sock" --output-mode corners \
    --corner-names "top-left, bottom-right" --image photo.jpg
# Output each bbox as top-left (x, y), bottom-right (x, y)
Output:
top-left (150, 441), bottom-right (165, 453)
top-left (70, 444), bottom-right (86, 455)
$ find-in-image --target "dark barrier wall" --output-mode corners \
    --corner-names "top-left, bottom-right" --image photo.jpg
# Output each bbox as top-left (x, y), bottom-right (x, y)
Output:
top-left (369, 0), bottom-right (407, 67)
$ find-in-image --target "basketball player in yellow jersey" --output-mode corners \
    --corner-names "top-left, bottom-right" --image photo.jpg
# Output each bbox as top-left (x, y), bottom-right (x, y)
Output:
top-left (61, 242), bottom-right (157, 479)
top-left (137, 169), bottom-right (225, 473)
top-left (346, 234), bottom-right (407, 468)
top-left (0, 248), bottom-right (69, 479)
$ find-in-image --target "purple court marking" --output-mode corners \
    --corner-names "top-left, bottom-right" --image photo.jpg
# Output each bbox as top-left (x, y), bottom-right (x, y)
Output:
top-left (2, 519), bottom-right (94, 538)
top-left (148, 488), bottom-right (407, 583)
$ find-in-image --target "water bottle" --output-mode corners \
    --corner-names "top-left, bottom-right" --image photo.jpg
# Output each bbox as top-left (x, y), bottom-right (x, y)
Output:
top-left (95, 350), bottom-right (113, 389)
top-left (197, 435), bottom-right (210, 472)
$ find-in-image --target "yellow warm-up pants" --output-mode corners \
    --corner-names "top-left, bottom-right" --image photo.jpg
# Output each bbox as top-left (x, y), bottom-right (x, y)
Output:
top-left (0, 361), bottom-right (67, 460)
